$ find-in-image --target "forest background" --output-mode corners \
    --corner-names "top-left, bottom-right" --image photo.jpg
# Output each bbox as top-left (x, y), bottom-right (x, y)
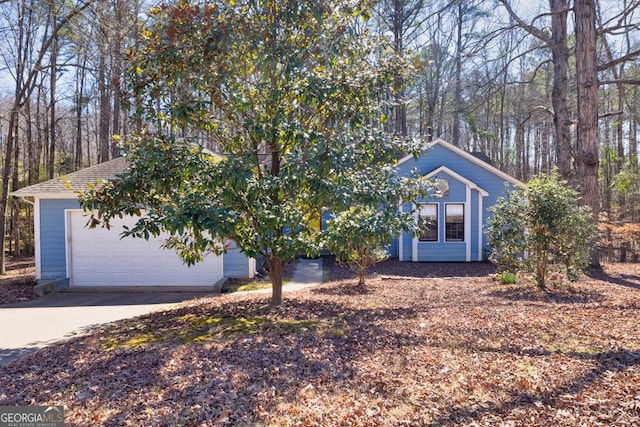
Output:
top-left (1, 0), bottom-right (639, 274)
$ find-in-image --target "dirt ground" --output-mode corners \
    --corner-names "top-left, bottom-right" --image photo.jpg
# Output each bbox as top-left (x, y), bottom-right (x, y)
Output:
top-left (1, 257), bottom-right (639, 426)
top-left (0, 257), bottom-right (36, 304)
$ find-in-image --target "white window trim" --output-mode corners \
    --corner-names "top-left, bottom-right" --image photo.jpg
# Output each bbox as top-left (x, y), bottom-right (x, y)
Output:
top-left (444, 201), bottom-right (467, 242)
top-left (64, 209), bottom-right (86, 285)
top-left (34, 197), bottom-right (42, 280)
top-left (417, 203), bottom-right (439, 243)
top-left (398, 200), bottom-right (404, 261)
top-left (477, 194), bottom-right (485, 261)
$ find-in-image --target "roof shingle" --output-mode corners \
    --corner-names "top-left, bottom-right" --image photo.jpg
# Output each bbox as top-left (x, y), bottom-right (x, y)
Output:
top-left (11, 157), bottom-right (128, 197)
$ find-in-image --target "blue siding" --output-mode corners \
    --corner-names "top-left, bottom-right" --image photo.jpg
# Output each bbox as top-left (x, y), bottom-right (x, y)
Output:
top-left (388, 240), bottom-right (398, 258)
top-left (430, 172), bottom-right (466, 202)
top-left (389, 202), bottom-right (412, 259)
top-left (398, 144), bottom-right (512, 201)
top-left (402, 231), bottom-right (412, 261)
top-left (39, 198), bottom-right (80, 279)
top-left (39, 198), bottom-right (252, 280)
top-left (417, 242), bottom-right (466, 262)
top-left (471, 192), bottom-right (479, 261)
top-left (395, 142), bottom-right (516, 262)
top-left (224, 245), bottom-right (253, 278)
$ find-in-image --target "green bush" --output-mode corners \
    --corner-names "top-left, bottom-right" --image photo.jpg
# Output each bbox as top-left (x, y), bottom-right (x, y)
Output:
top-left (323, 206), bottom-right (397, 287)
top-left (496, 270), bottom-right (517, 285)
top-left (486, 171), bottom-right (597, 288)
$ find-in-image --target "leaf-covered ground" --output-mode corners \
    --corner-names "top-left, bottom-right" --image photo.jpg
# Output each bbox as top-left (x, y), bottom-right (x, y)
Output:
top-left (0, 257), bottom-right (36, 304)
top-left (1, 258), bottom-right (639, 426)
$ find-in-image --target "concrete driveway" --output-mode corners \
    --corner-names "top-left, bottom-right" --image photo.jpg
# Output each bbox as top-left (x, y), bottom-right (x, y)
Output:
top-left (0, 291), bottom-right (213, 366)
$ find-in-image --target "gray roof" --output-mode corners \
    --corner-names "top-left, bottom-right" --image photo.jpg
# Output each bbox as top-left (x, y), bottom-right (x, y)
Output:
top-left (470, 151), bottom-right (496, 167)
top-left (11, 157), bottom-right (128, 197)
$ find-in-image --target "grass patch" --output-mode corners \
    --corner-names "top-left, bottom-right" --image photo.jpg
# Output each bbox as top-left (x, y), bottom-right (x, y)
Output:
top-left (223, 279), bottom-right (290, 293)
top-left (542, 333), bottom-right (604, 356)
top-left (496, 270), bottom-right (517, 284)
top-left (224, 281), bottom-right (272, 292)
top-left (101, 314), bottom-right (323, 350)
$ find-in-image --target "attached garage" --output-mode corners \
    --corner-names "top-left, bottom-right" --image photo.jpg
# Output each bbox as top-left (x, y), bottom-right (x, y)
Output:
top-left (11, 157), bottom-right (254, 292)
top-left (66, 211), bottom-right (223, 287)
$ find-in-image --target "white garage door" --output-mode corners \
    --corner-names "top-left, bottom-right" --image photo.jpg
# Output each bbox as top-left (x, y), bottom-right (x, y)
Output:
top-left (67, 211), bottom-right (223, 287)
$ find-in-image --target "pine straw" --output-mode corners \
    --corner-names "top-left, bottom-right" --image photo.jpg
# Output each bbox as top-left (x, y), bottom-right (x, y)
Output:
top-left (1, 259), bottom-right (639, 426)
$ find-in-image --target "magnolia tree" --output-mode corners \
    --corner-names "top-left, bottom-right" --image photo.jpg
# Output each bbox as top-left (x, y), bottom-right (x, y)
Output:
top-left (324, 207), bottom-right (392, 287)
top-left (323, 165), bottom-right (429, 287)
top-left (486, 171), bottom-right (596, 288)
top-left (80, 0), bottom-right (428, 305)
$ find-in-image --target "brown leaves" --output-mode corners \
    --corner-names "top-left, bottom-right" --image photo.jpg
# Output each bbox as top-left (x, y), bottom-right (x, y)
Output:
top-left (1, 260), bottom-right (640, 425)
top-left (0, 258), bottom-right (35, 304)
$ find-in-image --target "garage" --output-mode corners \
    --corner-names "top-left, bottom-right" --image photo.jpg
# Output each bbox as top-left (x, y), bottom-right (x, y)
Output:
top-left (66, 210), bottom-right (224, 287)
top-left (11, 157), bottom-right (251, 290)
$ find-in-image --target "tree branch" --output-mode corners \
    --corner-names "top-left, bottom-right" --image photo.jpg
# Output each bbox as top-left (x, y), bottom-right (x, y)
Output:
top-left (597, 48), bottom-right (640, 72)
top-left (599, 79), bottom-right (640, 86)
top-left (498, 0), bottom-right (552, 44)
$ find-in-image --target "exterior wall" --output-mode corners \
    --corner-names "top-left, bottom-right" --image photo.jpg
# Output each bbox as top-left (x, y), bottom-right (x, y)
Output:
top-left (414, 171), bottom-right (470, 261)
top-left (39, 198), bottom-right (80, 280)
top-left (224, 244), bottom-right (255, 279)
top-left (38, 197), bottom-right (253, 281)
top-left (396, 143), bottom-right (512, 208)
top-left (471, 192), bottom-right (480, 261)
top-left (388, 202), bottom-right (411, 259)
top-left (393, 142), bottom-right (517, 262)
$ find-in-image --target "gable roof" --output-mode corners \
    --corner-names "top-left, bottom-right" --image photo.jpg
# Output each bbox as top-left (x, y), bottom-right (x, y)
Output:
top-left (398, 138), bottom-right (523, 186)
top-left (423, 165), bottom-right (489, 197)
top-left (12, 148), bottom-right (224, 199)
top-left (11, 157), bottom-right (128, 198)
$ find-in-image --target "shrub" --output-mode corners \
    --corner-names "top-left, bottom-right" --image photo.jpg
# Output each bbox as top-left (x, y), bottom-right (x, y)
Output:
top-left (323, 207), bottom-right (396, 287)
top-left (486, 171), bottom-right (597, 288)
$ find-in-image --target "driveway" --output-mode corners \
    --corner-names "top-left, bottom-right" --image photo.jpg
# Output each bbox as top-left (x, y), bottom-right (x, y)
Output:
top-left (0, 291), bottom-right (213, 366)
top-left (0, 258), bottom-right (323, 367)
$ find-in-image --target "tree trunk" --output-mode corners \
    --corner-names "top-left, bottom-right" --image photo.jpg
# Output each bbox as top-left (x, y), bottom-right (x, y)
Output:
top-left (32, 91), bottom-right (46, 185)
top-left (574, 0), bottom-right (600, 265)
top-left (452, 1), bottom-right (463, 146)
top-left (0, 111), bottom-right (19, 275)
top-left (549, 0), bottom-right (572, 180)
top-left (392, 0), bottom-right (407, 137)
top-left (515, 121), bottom-right (525, 181)
top-left (630, 116), bottom-right (638, 168)
top-left (270, 255), bottom-right (283, 306)
top-left (75, 54), bottom-right (87, 169)
top-left (48, 33), bottom-right (58, 179)
top-left (11, 127), bottom-right (20, 258)
top-left (358, 267), bottom-right (366, 286)
top-left (112, 0), bottom-right (123, 157)
top-left (98, 45), bottom-right (111, 163)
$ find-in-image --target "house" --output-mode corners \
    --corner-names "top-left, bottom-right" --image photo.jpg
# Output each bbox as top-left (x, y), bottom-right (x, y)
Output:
top-left (11, 157), bottom-right (255, 292)
top-left (391, 138), bottom-right (522, 262)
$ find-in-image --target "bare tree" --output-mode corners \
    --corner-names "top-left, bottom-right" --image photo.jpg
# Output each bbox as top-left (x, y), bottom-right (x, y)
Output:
top-left (0, 0), bottom-right (90, 275)
top-left (499, 0), bottom-right (572, 179)
top-left (375, 0), bottom-right (428, 136)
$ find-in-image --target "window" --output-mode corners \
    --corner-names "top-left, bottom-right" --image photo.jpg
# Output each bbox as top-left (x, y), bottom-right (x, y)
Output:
top-left (445, 204), bottom-right (464, 241)
top-left (419, 204), bottom-right (438, 241)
